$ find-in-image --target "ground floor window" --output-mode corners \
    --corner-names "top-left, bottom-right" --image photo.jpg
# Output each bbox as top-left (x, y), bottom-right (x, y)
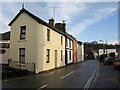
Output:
top-left (19, 48), bottom-right (25, 64)
top-left (69, 50), bottom-right (71, 60)
top-left (61, 50), bottom-right (63, 61)
top-left (46, 49), bottom-right (50, 63)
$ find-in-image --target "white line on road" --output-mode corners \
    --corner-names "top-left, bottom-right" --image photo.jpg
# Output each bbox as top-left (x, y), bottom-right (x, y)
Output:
top-left (36, 85), bottom-right (48, 90)
top-left (84, 78), bottom-right (92, 89)
top-left (60, 71), bottom-right (75, 79)
top-left (84, 63), bottom-right (99, 90)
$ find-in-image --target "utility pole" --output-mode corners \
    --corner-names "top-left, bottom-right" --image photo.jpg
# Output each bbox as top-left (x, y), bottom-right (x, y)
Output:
top-left (51, 7), bottom-right (60, 21)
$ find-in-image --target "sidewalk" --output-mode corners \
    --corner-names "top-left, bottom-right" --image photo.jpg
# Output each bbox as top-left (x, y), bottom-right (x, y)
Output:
top-left (89, 62), bottom-right (120, 89)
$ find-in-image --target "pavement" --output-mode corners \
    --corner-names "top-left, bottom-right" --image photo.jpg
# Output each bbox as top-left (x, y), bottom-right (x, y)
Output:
top-left (89, 62), bottom-right (120, 89)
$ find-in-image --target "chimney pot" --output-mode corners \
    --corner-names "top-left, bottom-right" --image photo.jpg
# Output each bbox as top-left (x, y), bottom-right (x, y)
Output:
top-left (49, 18), bottom-right (54, 27)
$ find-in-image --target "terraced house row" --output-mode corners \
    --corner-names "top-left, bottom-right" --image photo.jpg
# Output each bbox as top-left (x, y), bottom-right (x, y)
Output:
top-left (7, 7), bottom-right (84, 74)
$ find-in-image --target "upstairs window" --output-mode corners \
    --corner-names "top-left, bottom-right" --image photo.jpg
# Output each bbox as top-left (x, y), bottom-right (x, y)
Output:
top-left (69, 39), bottom-right (71, 48)
top-left (61, 36), bottom-right (63, 45)
top-left (20, 26), bottom-right (26, 40)
top-left (47, 29), bottom-right (50, 41)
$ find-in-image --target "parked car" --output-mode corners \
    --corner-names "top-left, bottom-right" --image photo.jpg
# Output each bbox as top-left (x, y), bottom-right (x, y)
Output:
top-left (113, 58), bottom-right (120, 70)
top-left (103, 57), bottom-right (115, 65)
top-left (99, 54), bottom-right (107, 62)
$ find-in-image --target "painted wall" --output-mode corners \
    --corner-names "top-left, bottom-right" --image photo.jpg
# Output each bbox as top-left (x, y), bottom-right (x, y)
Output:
top-left (0, 48), bottom-right (10, 64)
top-left (73, 39), bottom-right (77, 64)
top-left (77, 44), bottom-right (81, 62)
top-left (10, 12), bottom-right (65, 73)
top-left (99, 49), bottom-right (118, 56)
top-left (37, 24), bottom-right (65, 72)
top-left (65, 38), bottom-right (73, 64)
top-left (81, 44), bottom-right (84, 61)
top-left (77, 43), bottom-right (84, 62)
top-left (10, 12), bottom-right (38, 72)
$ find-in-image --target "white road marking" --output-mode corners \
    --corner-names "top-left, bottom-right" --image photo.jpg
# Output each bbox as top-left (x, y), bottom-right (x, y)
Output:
top-left (36, 85), bottom-right (48, 90)
top-left (84, 63), bottom-right (99, 90)
top-left (60, 71), bottom-right (75, 79)
top-left (84, 78), bottom-right (92, 89)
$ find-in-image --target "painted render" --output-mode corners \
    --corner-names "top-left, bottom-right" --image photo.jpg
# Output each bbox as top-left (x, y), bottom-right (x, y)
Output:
top-left (65, 38), bottom-right (73, 64)
top-left (81, 44), bottom-right (84, 61)
top-left (9, 8), bottom-right (65, 74)
top-left (73, 39), bottom-right (78, 64)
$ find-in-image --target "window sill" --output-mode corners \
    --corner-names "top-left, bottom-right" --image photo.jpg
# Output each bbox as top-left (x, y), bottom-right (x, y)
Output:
top-left (17, 63), bottom-right (26, 66)
top-left (18, 39), bottom-right (27, 42)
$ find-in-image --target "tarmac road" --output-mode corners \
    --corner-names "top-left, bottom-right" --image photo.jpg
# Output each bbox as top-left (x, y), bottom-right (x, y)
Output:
top-left (3, 59), bottom-right (119, 89)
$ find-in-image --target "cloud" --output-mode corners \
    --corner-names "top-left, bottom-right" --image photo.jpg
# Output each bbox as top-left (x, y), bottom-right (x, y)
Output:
top-left (107, 40), bottom-right (118, 45)
top-left (1, 2), bottom-right (118, 37)
top-left (1, 0), bottom-right (119, 2)
top-left (49, 2), bottom-right (86, 23)
top-left (69, 5), bottom-right (117, 36)
top-left (1, 15), bottom-right (10, 33)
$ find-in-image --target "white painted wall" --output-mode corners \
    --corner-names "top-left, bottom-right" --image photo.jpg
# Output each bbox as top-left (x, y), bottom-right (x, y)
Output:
top-left (0, 48), bottom-right (10, 64)
top-left (99, 49), bottom-right (118, 56)
top-left (81, 44), bottom-right (84, 61)
top-left (10, 12), bottom-right (65, 74)
top-left (37, 26), bottom-right (65, 71)
top-left (66, 38), bottom-right (73, 64)
top-left (10, 12), bottom-right (38, 73)
top-left (77, 44), bottom-right (81, 62)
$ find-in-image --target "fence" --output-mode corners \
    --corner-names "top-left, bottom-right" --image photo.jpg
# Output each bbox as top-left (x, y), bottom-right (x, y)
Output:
top-left (8, 60), bottom-right (35, 73)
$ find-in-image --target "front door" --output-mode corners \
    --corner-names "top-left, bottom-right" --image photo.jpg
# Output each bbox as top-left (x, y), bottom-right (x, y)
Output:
top-left (55, 50), bottom-right (57, 68)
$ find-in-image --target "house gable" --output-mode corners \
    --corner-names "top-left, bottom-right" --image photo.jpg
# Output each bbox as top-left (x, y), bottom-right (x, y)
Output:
top-left (9, 8), bottom-right (66, 36)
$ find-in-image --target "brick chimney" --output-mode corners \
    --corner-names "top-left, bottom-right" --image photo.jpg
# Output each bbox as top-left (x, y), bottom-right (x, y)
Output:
top-left (55, 23), bottom-right (63, 31)
top-left (49, 18), bottom-right (54, 27)
top-left (62, 22), bottom-right (66, 32)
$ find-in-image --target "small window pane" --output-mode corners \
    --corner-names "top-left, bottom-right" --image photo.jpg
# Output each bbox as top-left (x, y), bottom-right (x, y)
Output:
top-left (20, 26), bottom-right (26, 40)
top-left (19, 48), bottom-right (25, 64)
top-left (47, 29), bottom-right (50, 41)
top-left (61, 50), bottom-right (63, 61)
top-left (46, 49), bottom-right (50, 63)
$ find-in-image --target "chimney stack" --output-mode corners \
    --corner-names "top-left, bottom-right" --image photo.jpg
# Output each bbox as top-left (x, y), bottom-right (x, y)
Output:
top-left (49, 18), bottom-right (54, 27)
top-left (55, 22), bottom-right (66, 32)
top-left (62, 22), bottom-right (66, 32)
top-left (55, 23), bottom-right (63, 31)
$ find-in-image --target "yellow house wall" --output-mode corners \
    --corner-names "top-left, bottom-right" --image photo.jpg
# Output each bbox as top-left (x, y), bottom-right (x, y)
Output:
top-left (10, 12), bottom-right (65, 73)
top-left (10, 13), bottom-right (38, 71)
top-left (41, 26), bottom-right (65, 71)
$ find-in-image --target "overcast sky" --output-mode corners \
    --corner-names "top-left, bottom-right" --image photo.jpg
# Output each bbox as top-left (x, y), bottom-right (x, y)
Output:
top-left (1, 0), bottom-right (119, 44)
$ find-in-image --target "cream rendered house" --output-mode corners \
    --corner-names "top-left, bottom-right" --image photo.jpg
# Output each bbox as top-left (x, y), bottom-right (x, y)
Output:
top-left (9, 8), bottom-right (66, 74)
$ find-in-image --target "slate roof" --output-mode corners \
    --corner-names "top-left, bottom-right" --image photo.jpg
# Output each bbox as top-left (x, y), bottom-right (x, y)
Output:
top-left (77, 41), bottom-right (83, 45)
top-left (65, 32), bottom-right (76, 40)
top-left (8, 8), bottom-right (66, 36)
top-left (0, 31), bottom-right (10, 40)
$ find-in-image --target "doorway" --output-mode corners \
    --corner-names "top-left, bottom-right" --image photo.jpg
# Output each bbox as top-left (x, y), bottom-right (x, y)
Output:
top-left (55, 50), bottom-right (57, 68)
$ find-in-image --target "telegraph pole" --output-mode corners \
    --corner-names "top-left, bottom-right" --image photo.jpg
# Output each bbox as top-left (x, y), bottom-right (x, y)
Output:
top-left (51, 7), bottom-right (60, 21)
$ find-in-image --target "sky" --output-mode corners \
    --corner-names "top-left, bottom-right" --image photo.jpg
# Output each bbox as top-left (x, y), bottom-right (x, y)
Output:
top-left (0, 0), bottom-right (119, 45)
